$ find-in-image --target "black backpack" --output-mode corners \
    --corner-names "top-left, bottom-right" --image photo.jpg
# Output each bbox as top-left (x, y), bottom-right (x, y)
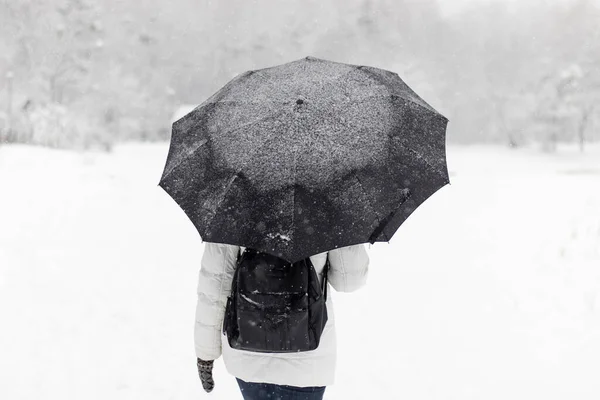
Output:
top-left (223, 248), bottom-right (329, 353)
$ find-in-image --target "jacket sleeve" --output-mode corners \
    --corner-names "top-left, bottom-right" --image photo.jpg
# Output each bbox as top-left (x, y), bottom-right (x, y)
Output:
top-left (194, 242), bottom-right (240, 361)
top-left (327, 243), bottom-right (369, 292)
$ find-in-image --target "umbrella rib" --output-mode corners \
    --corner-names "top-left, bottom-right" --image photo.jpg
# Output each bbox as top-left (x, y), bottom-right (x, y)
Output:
top-left (162, 138), bottom-right (208, 179)
top-left (315, 93), bottom-right (444, 121)
top-left (352, 171), bottom-right (389, 242)
top-left (356, 66), bottom-right (444, 117)
top-left (253, 65), bottom-right (352, 101)
top-left (254, 71), bottom-right (298, 99)
top-left (392, 139), bottom-right (446, 177)
top-left (203, 125), bottom-right (294, 235)
top-left (332, 67), bottom-right (360, 86)
top-left (290, 148), bottom-right (298, 240)
top-left (193, 70), bottom-right (252, 110)
top-left (311, 65), bottom-right (429, 112)
top-left (162, 108), bottom-right (287, 180)
top-left (309, 96), bottom-right (445, 177)
top-left (387, 93), bottom-right (448, 121)
top-left (203, 172), bottom-right (241, 236)
top-left (216, 107), bottom-right (288, 141)
top-left (202, 99), bottom-right (287, 106)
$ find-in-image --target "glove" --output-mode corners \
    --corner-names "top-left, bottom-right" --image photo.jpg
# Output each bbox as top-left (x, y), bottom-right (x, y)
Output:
top-left (197, 358), bottom-right (215, 393)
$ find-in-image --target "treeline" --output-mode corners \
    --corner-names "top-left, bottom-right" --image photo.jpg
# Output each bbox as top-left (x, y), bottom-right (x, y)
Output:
top-left (0, 0), bottom-right (598, 151)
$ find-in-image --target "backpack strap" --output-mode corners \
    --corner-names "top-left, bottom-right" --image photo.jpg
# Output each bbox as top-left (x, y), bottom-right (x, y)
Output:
top-left (322, 255), bottom-right (329, 302)
top-left (235, 248), bottom-right (329, 301)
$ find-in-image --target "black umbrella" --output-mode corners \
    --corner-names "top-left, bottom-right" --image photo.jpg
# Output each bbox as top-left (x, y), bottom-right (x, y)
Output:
top-left (158, 56), bottom-right (449, 263)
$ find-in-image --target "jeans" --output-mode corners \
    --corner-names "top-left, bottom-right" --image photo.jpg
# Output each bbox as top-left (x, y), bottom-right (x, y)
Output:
top-left (236, 378), bottom-right (326, 400)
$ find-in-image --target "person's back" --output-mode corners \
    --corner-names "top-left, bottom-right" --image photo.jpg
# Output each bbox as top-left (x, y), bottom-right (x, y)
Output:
top-left (194, 242), bottom-right (370, 398)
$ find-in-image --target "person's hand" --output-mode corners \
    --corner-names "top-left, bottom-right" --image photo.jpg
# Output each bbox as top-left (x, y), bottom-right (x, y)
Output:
top-left (197, 358), bottom-right (215, 393)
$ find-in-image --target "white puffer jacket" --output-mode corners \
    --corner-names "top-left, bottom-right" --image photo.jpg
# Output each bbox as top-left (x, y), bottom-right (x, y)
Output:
top-left (195, 242), bottom-right (369, 387)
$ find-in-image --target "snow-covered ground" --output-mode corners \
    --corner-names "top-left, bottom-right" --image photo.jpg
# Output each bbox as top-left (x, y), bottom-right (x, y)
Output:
top-left (1, 141), bottom-right (599, 399)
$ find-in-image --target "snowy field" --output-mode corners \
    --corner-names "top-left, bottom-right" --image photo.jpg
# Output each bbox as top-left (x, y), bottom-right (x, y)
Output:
top-left (1, 141), bottom-right (599, 400)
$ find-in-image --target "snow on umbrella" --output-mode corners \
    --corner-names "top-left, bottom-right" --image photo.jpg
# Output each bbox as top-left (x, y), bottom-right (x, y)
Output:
top-left (158, 56), bottom-right (449, 263)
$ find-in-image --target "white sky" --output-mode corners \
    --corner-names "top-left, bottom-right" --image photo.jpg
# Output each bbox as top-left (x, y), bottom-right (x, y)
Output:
top-left (437, 0), bottom-right (582, 17)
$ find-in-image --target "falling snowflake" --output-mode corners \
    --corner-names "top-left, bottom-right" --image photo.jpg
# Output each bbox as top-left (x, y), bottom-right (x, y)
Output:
top-left (266, 232), bottom-right (291, 242)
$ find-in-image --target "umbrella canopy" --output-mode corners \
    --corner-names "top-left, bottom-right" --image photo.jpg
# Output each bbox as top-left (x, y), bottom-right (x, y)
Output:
top-left (158, 56), bottom-right (449, 263)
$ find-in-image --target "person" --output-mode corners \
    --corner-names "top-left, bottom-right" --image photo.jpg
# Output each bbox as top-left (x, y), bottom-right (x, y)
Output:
top-left (194, 242), bottom-right (370, 399)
